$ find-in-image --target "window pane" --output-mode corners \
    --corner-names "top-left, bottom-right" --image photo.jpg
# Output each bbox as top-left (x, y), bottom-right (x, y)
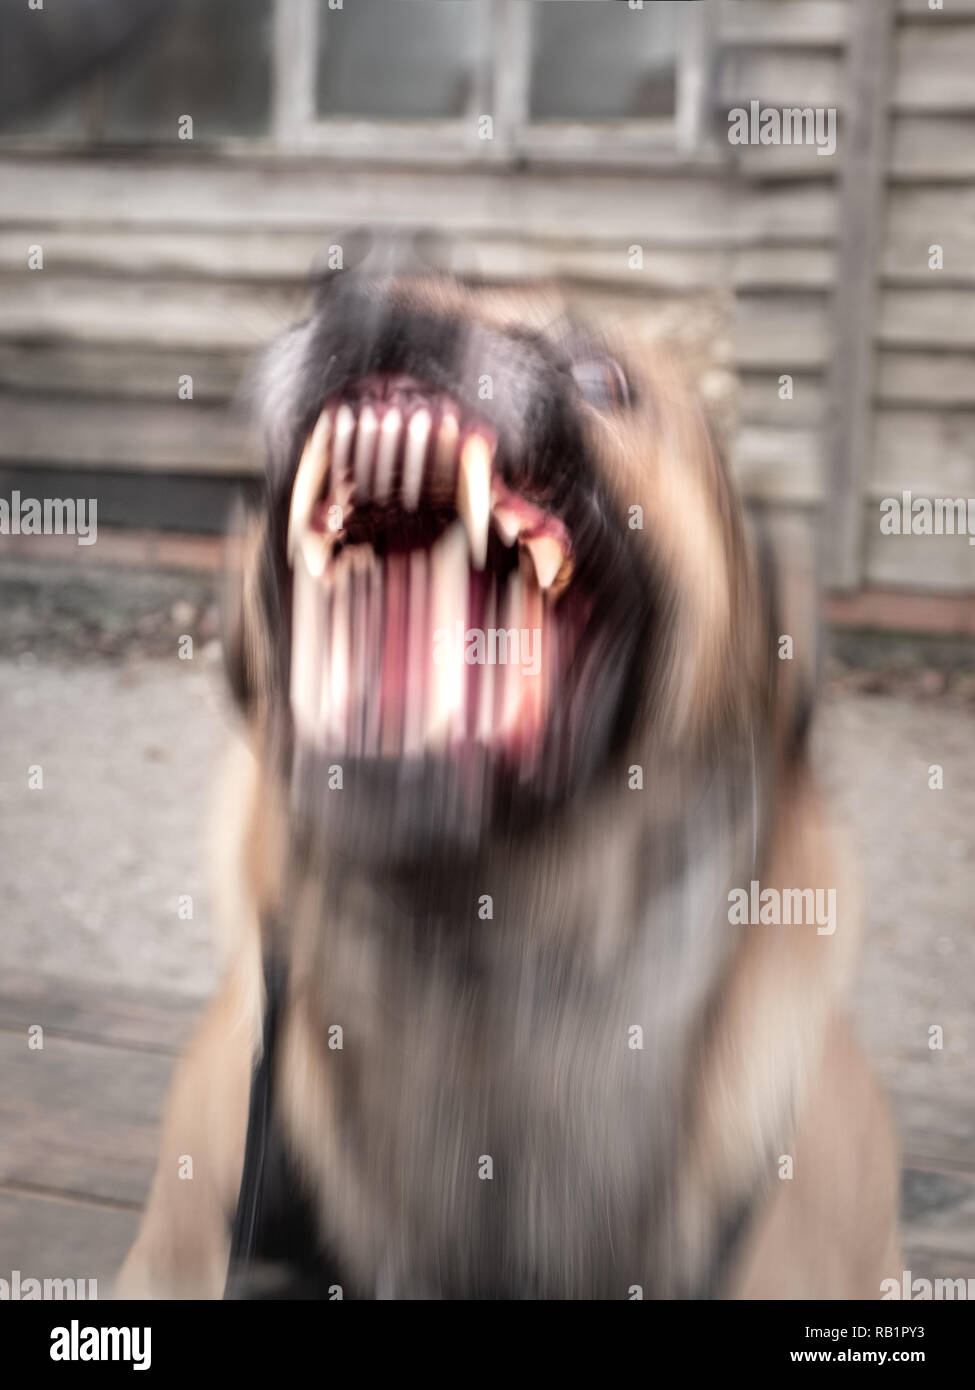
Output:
top-left (529, 0), bottom-right (685, 121)
top-left (102, 0), bottom-right (272, 141)
top-left (316, 0), bottom-right (487, 120)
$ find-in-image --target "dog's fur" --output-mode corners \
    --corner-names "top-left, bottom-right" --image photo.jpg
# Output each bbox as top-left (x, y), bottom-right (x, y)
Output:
top-left (118, 275), bottom-right (900, 1299)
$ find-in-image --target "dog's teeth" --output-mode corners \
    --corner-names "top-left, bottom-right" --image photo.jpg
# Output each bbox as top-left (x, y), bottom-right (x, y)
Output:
top-left (290, 548), bottom-right (324, 739)
top-left (300, 530), bottom-right (331, 579)
top-left (524, 534), bottom-right (566, 591)
top-left (363, 544), bottom-right (384, 757)
top-left (374, 407), bottom-right (401, 504)
top-left (347, 547), bottom-right (368, 757)
top-left (434, 407), bottom-right (460, 491)
top-left (402, 410), bottom-right (430, 511)
top-left (498, 568), bottom-right (525, 736)
top-left (287, 410), bottom-right (332, 564)
top-left (520, 566), bottom-right (544, 778)
top-left (427, 520), bottom-right (469, 746)
top-left (476, 579), bottom-right (497, 744)
top-left (326, 550), bottom-right (352, 752)
top-left (380, 551), bottom-right (408, 757)
top-left (403, 548), bottom-right (428, 757)
top-left (332, 403), bottom-right (355, 488)
top-left (354, 404), bottom-right (378, 500)
top-left (492, 505), bottom-right (522, 547)
top-left (457, 434), bottom-right (492, 570)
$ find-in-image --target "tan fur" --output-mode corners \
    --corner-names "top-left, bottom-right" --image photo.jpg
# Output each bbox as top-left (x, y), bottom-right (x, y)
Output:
top-left (118, 280), bottom-right (899, 1299)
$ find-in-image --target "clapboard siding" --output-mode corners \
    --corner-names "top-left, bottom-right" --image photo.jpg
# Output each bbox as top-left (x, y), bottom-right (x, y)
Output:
top-left (866, 527), bottom-right (975, 592)
top-left (0, 341), bottom-right (248, 401)
top-left (720, 1), bottom-right (849, 48)
top-left (877, 352), bottom-right (975, 408)
top-left (0, 157), bottom-right (733, 246)
top-left (734, 293), bottom-right (831, 369)
top-left (883, 187), bottom-right (975, 283)
top-left (739, 371), bottom-right (827, 426)
top-left (732, 246), bottom-right (835, 291)
top-left (719, 49), bottom-right (845, 109)
top-left (893, 25), bottom-right (975, 113)
top-left (862, 3), bottom-right (975, 594)
top-left (0, 272), bottom-right (301, 349)
top-left (899, 0), bottom-right (975, 14)
top-left (0, 227), bottom-right (731, 293)
top-left (0, 395), bottom-right (251, 474)
top-left (889, 116), bottom-right (975, 180)
top-left (0, 1), bottom-right (971, 599)
top-left (879, 289), bottom-right (975, 351)
top-left (871, 409), bottom-right (975, 498)
top-left (731, 425), bottom-right (823, 505)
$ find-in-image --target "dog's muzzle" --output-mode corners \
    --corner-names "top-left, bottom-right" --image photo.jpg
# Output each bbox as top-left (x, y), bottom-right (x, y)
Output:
top-left (287, 371), bottom-right (578, 780)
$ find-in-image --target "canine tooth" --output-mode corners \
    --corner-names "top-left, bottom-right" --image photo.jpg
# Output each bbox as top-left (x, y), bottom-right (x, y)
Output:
top-left (374, 407), bottom-right (401, 504)
top-left (492, 505), bottom-right (522, 547)
top-left (287, 410), bottom-right (332, 563)
top-left (457, 434), bottom-right (492, 570)
top-left (300, 530), bottom-right (331, 579)
top-left (402, 410), bottom-right (430, 511)
top-left (354, 405), bottom-right (378, 499)
top-left (332, 403), bottom-right (355, 487)
top-left (524, 534), bottom-right (566, 591)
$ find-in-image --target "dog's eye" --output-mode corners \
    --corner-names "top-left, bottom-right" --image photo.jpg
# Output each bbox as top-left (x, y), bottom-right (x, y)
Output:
top-left (570, 358), bottom-right (631, 410)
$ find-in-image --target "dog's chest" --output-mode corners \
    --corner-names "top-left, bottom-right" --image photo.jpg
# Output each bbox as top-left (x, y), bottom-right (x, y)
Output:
top-left (285, 910), bottom-right (722, 1299)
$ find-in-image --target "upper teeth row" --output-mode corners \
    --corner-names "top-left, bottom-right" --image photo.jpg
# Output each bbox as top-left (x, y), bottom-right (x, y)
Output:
top-left (287, 403), bottom-right (572, 593)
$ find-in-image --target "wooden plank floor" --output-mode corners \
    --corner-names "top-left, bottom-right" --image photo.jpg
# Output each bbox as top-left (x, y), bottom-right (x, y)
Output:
top-left (1, 971), bottom-right (973, 1295)
top-left (0, 972), bottom-right (201, 1294)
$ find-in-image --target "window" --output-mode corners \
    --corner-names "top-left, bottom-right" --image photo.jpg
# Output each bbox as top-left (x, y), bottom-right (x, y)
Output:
top-left (529, 0), bottom-right (683, 122)
top-left (1, 0), bottom-right (713, 162)
top-left (0, 0), bottom-right (273, 145)
top-left (315, 0), bottom-right (491, 122)
top-left (276, 0), bottom-right (712, 161)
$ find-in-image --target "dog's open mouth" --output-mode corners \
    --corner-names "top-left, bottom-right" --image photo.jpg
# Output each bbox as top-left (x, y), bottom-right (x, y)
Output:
top-left (286, 373), bottom-right (594, 784)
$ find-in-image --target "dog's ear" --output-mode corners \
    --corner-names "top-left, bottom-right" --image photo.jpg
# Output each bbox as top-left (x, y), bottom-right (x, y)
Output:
top-left (748, 504), bottom-right (821, 762)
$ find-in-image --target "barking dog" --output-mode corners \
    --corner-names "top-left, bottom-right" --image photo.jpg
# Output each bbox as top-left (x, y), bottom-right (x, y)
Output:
top-left (119, 270), bottom-right (900, 1300)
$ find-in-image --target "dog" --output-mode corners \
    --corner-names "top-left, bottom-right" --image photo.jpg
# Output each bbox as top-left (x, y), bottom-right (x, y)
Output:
top-left (118, 267), bottom-right (900, 1299)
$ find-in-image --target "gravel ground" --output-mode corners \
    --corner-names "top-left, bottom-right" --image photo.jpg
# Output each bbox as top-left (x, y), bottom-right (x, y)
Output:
top-left (0, 652), bottom-right (226, 996)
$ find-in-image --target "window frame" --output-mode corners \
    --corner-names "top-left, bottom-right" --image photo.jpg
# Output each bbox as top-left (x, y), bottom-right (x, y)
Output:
top-left (272, 0), bottom-right (717, 166)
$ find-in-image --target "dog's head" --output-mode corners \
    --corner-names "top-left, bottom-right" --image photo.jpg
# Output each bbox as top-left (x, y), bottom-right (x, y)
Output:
top-left (227, 269), bottom-right (809, 871)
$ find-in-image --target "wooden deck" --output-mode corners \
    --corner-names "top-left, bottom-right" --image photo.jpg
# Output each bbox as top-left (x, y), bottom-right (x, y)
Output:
top-left (0, 971), bottom-right (201, 1293)
top-left (1, 969), bottom-right (973, 1295)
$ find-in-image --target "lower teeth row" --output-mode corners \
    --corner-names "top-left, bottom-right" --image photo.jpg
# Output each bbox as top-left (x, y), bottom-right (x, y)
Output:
top-left (290, 521), bottom-right (559, 771)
